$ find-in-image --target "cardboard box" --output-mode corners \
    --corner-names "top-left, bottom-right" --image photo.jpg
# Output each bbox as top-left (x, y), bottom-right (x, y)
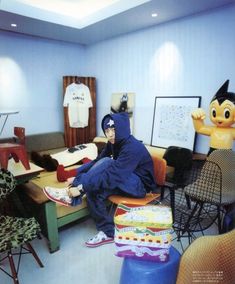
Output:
top-left (114, 204), bottom-right (173, 262)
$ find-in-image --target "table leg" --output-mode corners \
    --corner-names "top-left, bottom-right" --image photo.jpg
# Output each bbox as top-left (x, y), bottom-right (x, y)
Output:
top-left (44, 201), bottom-right (60, 253)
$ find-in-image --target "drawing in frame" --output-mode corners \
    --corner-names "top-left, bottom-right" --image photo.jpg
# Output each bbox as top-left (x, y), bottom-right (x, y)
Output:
top-left (151, 96), bottom-right (201, 151)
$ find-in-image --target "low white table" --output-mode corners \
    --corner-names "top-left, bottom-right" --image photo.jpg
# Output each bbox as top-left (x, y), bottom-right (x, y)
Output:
top-left (8, 158), bottom-right (43, 183)
top-left (5, 159), bottom-right (44, 219)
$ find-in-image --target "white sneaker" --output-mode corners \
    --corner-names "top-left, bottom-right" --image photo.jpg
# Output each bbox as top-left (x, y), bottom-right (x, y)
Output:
top-left (85, 231), bottom-right (114, 248)
top-left (43, 186), bottom-right (72, 206)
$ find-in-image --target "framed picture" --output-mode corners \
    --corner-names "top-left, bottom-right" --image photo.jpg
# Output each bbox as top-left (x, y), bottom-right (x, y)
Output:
top-left (111, 92), bottom-right (135, 134)
top-left (151, 96), bottom-right (201, 151)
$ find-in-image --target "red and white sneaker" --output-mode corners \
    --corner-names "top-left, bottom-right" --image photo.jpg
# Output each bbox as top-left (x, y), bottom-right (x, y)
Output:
top-left (85, 231), bottom-right (114, 248)
top-left (43, 186), bottom-right (72, 206)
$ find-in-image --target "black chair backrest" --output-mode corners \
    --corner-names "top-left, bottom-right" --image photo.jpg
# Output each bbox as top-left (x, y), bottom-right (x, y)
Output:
top-left (163, 146), bottom-right (193, 169)
top-left (163, 146), bottom-right (193, 185)
top-left (184, 159), bottom-right (222, 205)
top-left (207, 149), bottom-right (235, 204)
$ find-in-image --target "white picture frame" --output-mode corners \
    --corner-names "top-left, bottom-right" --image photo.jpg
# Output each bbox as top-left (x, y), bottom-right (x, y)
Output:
top-left (151, 96), bottom-right (201, 151)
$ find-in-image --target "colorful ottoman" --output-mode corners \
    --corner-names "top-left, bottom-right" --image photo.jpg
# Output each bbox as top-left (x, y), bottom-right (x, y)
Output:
top-left (114, 204), bottom-right (173, 262)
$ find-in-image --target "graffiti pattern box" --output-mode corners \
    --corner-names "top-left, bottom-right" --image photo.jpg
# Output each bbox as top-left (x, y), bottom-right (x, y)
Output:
top-left (114, 204), bottom-right (173, 262)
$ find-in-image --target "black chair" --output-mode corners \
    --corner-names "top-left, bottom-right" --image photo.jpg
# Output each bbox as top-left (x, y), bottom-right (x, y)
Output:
top-left (206, 149), bottom-right (235, 232)
top-left (163, 146), bottom-right (193, 186)
top-left (172, 157), bottom-right (223, 251)
top-left (161, 146), bottom-right (194, 219)
top-left (0, 169), bottom-right (44, 284)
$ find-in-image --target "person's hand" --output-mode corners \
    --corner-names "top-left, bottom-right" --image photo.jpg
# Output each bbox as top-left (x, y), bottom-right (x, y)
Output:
top-left (67, 184), bottom-right (84, 198)
top-left (67, 187), bottom-right (82, 198)
top-left (191, 108), bottom-right (206, 120)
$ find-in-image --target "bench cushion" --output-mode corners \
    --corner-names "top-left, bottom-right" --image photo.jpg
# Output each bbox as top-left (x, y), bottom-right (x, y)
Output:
top-left (25, 132), bottom-right (65, 153)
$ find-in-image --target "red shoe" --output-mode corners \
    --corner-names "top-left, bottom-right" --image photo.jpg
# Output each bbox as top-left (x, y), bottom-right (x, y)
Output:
top-left (56, 165), bottom-right (77, 182)
top-left (82, 158), bottom-right (92, 164)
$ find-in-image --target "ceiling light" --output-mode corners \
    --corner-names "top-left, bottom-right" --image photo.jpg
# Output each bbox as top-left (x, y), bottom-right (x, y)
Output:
top-left (2, 0), bottom-right (150, 29)
top-left (11, 23), bottom-right (17, 27)
top-left (151, 13), bottom-right (158, 18)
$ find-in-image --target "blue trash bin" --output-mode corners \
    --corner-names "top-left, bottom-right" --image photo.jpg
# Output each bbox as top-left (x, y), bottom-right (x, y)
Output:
top-left (119, 246), bottom-right (181, 284)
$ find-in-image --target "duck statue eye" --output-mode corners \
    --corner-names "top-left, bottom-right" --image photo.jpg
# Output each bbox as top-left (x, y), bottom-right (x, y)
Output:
top-left (224, 108), bottom-right (230, 119)
top-left (211, 107), bottom-right (216, 118)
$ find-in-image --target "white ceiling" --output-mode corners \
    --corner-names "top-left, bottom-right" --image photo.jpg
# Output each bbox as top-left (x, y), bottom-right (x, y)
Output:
top-left (0, 0), bottom-right (234, 45)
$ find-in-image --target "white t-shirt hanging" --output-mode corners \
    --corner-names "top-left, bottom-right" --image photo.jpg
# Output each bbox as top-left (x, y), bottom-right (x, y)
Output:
top-left (63, 83), bottom-right (93, 128)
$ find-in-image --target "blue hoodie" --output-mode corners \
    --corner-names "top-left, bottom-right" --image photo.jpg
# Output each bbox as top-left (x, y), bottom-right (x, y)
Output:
top-left (72, 112), bottom-right (157, 193)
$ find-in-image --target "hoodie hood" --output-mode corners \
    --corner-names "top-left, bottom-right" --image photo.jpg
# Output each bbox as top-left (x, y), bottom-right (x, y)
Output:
top-left (101, 112), bottom-right (131, 143)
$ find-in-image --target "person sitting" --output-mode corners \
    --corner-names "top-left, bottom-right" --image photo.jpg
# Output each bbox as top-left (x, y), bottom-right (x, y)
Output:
top-left (43, 112), bottom-right (158, 248)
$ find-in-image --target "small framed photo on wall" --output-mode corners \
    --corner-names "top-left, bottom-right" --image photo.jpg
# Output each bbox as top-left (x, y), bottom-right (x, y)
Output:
top-left (111, 92), bottom-right (135, 134)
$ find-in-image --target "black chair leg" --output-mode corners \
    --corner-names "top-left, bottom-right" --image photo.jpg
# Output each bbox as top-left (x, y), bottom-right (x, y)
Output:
top-left (169, 189), bottom-right (175, 221)
top-left (160, 186), bottom-right (165, 201)
top-left (26, 243), bottom-right (44, 267)
top-left (8, 251), bottom-right (19, 284)
top-left (217, 207), bottom-right (222, 234)
top-left (185, 194), bottom-right (191, 209)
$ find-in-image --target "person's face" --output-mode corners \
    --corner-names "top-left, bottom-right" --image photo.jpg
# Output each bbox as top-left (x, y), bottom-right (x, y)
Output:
top-left (105, 127), bottom-right (115, 144)
top-left (209, 99), bottom-right (235, 127)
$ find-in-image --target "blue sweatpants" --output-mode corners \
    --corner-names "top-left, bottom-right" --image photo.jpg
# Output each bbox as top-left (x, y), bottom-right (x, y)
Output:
top-left (72, 157), bottom-right (146, 237)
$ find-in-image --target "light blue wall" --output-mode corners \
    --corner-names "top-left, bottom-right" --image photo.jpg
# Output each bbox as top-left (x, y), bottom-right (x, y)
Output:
top-left (0, 31), bottom-right (85, 137)
top-left (85, 4), bottom-right (235, 153)
top-left (0, 4), bottom-right (235, 154)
